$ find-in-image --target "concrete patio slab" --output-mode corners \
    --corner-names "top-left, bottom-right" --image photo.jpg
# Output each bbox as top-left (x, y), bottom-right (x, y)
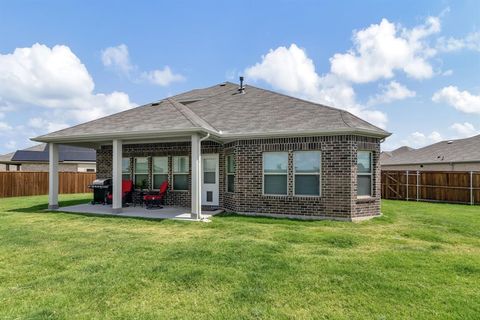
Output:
top-left (50, 203), bottom-right (223, 222)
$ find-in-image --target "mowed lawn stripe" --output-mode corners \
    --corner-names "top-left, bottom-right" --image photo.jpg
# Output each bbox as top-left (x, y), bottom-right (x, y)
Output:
top-left (0, 194), bottom-right (479, 319)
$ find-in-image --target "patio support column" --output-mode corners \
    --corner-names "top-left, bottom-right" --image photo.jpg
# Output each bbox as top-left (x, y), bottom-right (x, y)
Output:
top-left (112, 139), bottom-right (123, 213)
top-left (191, 133), bottom-right (201, 220)
top-left (48, 143), bottom-right (59, 209)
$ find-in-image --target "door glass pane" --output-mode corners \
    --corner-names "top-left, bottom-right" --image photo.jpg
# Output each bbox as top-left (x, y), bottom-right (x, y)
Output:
top-left (358, 175), bottom-right (372, 196)
top-left (122, 158), bottom-right (130, 174)
top-left (135, 157), bottom-right (148, 173)
top-left (153, 174), bottom-right (168, 189)
top-left (153, 157), bottom-right (168, 173)
top-left (203, 158), bottom-right (216, 172)
top-left (204, 172), bottom-right (216, 184)
top-left (357, 151), bottom-right (371, 173)
top-left (174, 156), bottom-right (189, 173)
top-left (295, 175), bottom-right (319, 195)
top-left (264, 152), bottom-right (288, 173)
top-left (294, 151), bottom-right (320, 173)
top-left (173, 174), bottom-right (188, 190)
top-left (264, 175), bottom-right (287, 194)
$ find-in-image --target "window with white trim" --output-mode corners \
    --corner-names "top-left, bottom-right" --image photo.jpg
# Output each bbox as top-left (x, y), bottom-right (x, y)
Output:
top-left (173, 156), bottom-right (189, 191)
top-left (122, 158), bottom-right (131, 180)
top-left (152, 157), bottom-right (168, 189)
top-left (357, 151), bottom-right (372, 196)
top-left (134, 157), bottom-right (149, 189)
top-left (263, 152), bottom-right (288, 195)
top-left (294, 151), bottom-right (321, 196)
top-left (226, 154), bottom-right (235, 192)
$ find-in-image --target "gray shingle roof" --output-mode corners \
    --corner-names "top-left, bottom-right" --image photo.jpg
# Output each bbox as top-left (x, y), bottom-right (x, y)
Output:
top-left (33, 82), bottom-right (390, 142)
top-left (183, 83), bottom-right (386, 135)
top-left (37, 99), bottom-right (201, 138)
top-left (380, 146), bottom-right (414, 162)
top-left (0, 144), bottom-right (46, 162)
top-left (0, 152), bottom-right (15, 162)
top-left (0, 144), bottom-right (95, 163)
top-left (381, 135), bottom-right (480, 165)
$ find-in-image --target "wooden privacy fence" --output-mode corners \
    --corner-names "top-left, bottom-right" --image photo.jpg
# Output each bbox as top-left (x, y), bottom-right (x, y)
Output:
top-left (0, 172), bottom-right (96, 198)
top-left (381, 170), bottom-right (480, 205)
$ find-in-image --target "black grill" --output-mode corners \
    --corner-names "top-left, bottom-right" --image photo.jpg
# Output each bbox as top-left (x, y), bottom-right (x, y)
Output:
top-left (88, 178), bottom-right (112, 204)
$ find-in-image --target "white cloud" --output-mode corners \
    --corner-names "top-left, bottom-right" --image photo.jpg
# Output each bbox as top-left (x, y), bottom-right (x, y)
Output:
top-left (0, 43), bottom-right (136, 124)
top-left (450, 122), bottom-right (479, 137)
top-left (245, 44), bottom-right (322, 99)
top-left (4, 140), bottom-right (16, 150)
top-left (101, 44), bottom-right (134, 75)
top-left (442, 69), bottom-right (453, 76)
top-left (437, 31), bottom-right (480, 52)
top-left (0, 43), bottom-right (138, 152)
top-left (401, 130), bottom-right (443, 148)
top-left (101, 44), bottom-right (185, 86)
top-left (330, 17), bottom-right (440, 83)
top-left (368, 81), bottom-right (416, 105)
top-left (245, 44), bottom-right (388, 128)
top-left (0, 121), bottom-right (12, 131)
top-left (432, 86), bottom-right (480, 114)
top-left (0, 43), bottom-right (94, 106)
top-left (142, 66), bottom-right (185, 87)
top-left (28, 117), bottom-right (69, 133)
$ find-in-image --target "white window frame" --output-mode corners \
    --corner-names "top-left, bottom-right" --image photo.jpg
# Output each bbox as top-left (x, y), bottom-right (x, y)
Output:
top-left (262, 152), bottom-right (288, 196)
top-left (293, 151), bottom-right (321, 197)
top-left (134, 157), bottom-right (149, 189)
top-left (357, 151), bottom-right (373, 197)
top-left (226, 154), bottom-right (235, 193)
top-left (173, 155), bottom-right (189, 191)
top-left (122, 157), bottom-right (131, 181)
top-left (152, 156), bottom-right (168, 190)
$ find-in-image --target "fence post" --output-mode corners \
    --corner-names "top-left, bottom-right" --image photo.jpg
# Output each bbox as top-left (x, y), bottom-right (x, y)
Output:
top-left (416, 170), bottom-right (419, 201)
top-left (471, 171), bottom-right (474, 205)
top-left (406, 170), bottom-right (409, 201)
top-left (385, 172), bottom-right (389, 199)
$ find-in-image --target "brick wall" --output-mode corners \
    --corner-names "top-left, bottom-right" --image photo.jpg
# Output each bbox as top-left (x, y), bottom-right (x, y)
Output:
top-left (96, 141), bottom-right (224, 209)
top-left (96, 135), bottom-right (381, 220)
top-left (226, 135), bottom-right (380, 220)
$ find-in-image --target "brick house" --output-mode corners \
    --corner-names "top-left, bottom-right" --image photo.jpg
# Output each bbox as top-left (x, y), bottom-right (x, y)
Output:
top-left (0, 143), bottom-right (96, 172)
top-left (33, 80), bottom-right (390, 221)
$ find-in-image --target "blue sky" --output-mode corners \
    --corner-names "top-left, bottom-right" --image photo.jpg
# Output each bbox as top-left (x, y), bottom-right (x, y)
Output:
top-left (0, 0), bottom-right (479, 154)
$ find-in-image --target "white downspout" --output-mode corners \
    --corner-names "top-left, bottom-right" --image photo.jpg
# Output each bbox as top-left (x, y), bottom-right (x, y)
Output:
top-left (197, 133), bottom-right (210, 220)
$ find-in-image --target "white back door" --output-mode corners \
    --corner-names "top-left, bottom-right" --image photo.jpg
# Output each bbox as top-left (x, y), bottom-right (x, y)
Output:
top-left (202, 154), bottom-right (219, 206)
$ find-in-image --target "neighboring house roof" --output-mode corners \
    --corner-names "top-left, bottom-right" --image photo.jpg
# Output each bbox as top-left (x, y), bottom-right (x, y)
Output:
top-left (0, 144), bottom-right (96, 163)
top-left (380, 146), bottom-right (414, 162)
top-left (33, 82), bottom-right (390, 143)
top-left (0, 152), bottom-right (15, 163)
top-left (381, 135), bottom-right (480, 166)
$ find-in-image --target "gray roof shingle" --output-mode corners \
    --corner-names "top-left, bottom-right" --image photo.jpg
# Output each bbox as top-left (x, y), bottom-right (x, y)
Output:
top-left (33, 82), bottom-right (390, 142)
top-left (381, 135), bottom-right (480, 165)
top-left (36, 99), bottom-right (201, 138)
top-left (0, 144), bottom-right (95, 163)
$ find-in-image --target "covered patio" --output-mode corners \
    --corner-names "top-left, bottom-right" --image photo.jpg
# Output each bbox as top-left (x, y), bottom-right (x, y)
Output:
top-left (53, 203), bottom-right (222, 221)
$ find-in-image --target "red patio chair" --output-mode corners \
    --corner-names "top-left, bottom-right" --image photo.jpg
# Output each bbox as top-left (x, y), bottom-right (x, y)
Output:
top-left (144, 181), bottom-right (168, 209)
top-left (107, 179), bottom-right (133, 205)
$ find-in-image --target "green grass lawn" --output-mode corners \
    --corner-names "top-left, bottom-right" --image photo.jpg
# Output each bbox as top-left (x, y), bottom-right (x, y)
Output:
top-left (0, 195), bottom-right (479, 319)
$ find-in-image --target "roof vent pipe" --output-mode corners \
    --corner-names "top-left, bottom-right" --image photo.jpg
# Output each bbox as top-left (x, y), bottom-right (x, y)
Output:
top-left (238, 76), bottom-right (245, 94)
